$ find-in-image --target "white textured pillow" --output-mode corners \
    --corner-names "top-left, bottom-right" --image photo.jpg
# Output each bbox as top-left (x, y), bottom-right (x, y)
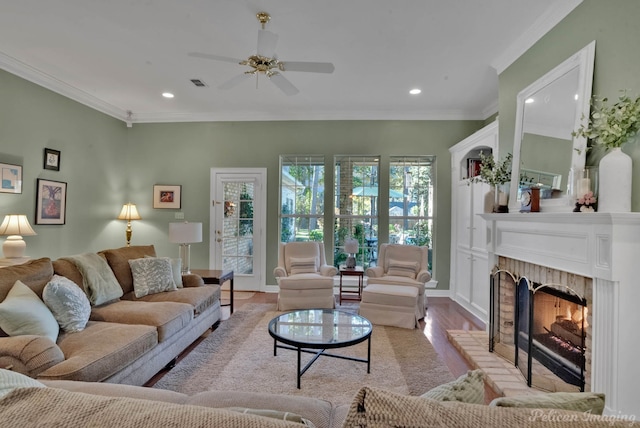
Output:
top-left (0, 369), bottom-right (46, 399)
top-left (0, 280), bottom-right (59, 343)
top-left (129, 257), bottom-right (178, 298)
top-left (289, 257), bottom-right (317, 275)
top-left (43, 275), bottom-right (91, 333)
top-left (387, 259), bottom-right (419, 279)
top-left (146, 255), bottom-right (182, 288)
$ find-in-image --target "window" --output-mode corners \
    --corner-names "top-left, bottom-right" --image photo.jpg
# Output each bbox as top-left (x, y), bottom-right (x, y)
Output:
top-left (389, 156), bottom-right (434, 271)
top-left (334, 155), bottom-right (380, 268)
top-left (279, 155), bottom-right (325, 243)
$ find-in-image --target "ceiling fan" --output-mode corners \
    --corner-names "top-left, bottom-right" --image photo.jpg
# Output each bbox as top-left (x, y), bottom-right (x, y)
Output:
top-left (188, 12), bottom-right (334, 96)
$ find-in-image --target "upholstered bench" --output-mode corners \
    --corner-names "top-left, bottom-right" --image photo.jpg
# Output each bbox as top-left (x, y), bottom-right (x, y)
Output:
top-left (358, 283), bottom-right (419, 329)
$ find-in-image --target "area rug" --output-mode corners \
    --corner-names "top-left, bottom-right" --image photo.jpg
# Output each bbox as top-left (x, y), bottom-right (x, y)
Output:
top-left (153, 303), bottom-right (454, 405)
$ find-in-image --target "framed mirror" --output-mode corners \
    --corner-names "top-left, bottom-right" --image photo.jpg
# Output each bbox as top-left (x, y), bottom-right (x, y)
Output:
top-left (509, 41), bottom-right (595, 212)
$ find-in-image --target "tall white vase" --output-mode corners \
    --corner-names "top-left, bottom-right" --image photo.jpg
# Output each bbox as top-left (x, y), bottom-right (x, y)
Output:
top-left (598, 147), bottom-right (632, 212)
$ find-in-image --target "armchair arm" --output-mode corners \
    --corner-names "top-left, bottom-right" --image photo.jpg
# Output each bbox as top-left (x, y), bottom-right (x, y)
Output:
top-left (182, 274), bottom-right (205, 288)
top-left (319, 265), bottom-right (338, 277)
top-left (273, 267), bottom-right (287, 278)
top-left (417, 269), bottom-right (432, 283)
top-left (365, 266), bottom-right (384, 278)
top-left (0, 336), bottom-right (65, 377)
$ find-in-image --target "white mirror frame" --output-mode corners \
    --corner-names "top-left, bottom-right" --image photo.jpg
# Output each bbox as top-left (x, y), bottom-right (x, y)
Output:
top-left (509, 41), bottom-right (596, 212)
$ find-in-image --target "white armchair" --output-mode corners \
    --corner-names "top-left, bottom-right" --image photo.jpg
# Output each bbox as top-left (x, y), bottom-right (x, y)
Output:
top-left (365, 243), bottom-right (431, 318)
top-left (273, 242), bottom-right (338, 311)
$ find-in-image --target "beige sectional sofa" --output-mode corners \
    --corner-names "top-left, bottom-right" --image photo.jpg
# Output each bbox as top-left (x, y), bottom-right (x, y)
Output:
top-left (0, 245), bottom-right (220, 386)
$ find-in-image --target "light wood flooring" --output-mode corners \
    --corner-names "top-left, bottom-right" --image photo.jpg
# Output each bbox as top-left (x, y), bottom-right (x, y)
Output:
top-left (147, 293), bottom-right (499, 402)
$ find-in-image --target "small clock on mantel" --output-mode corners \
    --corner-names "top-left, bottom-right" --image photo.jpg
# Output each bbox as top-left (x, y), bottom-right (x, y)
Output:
top-left (520, 188), bottom-right (532, 212)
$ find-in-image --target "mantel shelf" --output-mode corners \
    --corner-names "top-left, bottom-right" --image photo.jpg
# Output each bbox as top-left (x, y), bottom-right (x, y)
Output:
top-left (479, 212), bottom-right (640, 225)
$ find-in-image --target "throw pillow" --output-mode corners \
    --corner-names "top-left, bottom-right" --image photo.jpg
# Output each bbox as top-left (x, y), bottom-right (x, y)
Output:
top-left (0, 280), bottom-right (59, 343)
top-left (0, 369), bottom-right (46, 399)
top-left (420, 369), bottom-right (485, 404)
top-left (43, 275), bottom-right (91, 333)
top-left (289, 257), bottom-right (317, 276)
top-left (227, 407), bottom-right (315, 427)
top-left (61, 253), bottom-right (123, 306)
top-left (146, 255), bottom-right (182, 288)
top-left (489, 391), bottom-right (606, 415)
top-left (387, 259), bottom-right (419, 279)
top-left (129, 257), bottom-right (178, 298)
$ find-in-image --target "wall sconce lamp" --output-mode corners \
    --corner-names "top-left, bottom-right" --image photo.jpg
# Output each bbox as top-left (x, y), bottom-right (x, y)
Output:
top-left (169, 221), bottom-right (202, 274)
top-left (0, 214), bottom-right (37, 259)
top-left (117, 203), bottom-right (141, 247)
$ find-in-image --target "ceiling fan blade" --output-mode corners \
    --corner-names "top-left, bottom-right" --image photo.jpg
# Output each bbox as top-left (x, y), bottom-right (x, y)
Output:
top-left (257, 30), bottom-right (278, 58)
top-left (280, 61), bottom-right (335, 74)
top-left (218, 73), bottom-right (251, 90)
top-left (269, 73), bottom-right (299, 96)
top-left (188, 52), bottom-right (243, 64)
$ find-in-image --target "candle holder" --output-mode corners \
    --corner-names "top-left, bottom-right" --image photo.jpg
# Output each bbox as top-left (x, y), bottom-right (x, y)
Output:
top-left (571, 167), bottom-right (598, 212)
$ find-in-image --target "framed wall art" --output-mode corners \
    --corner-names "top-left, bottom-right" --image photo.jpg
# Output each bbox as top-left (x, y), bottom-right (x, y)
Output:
top-left (0, 162), bottom-right (22, 194)
top-left (36, 178), bottom-right (67, 225)
top-left (153, 184), bottom-right (181, 209)
top-left (44, 148), bottom-right (61, 171)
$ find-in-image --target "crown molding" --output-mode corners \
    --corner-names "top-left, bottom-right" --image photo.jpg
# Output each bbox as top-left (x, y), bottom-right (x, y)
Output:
top-left (491, 0), bottom-right (583, 74)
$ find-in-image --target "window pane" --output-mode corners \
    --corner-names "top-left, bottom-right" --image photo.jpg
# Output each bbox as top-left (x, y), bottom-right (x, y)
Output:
top-left (280, 155), bottom-right (325, 243)
top-left (334, 155), bottom-right (379, 268)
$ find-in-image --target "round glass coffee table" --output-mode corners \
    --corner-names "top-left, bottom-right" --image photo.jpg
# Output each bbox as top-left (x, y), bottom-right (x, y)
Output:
top-left (268, 309), bottom-right (372, 389)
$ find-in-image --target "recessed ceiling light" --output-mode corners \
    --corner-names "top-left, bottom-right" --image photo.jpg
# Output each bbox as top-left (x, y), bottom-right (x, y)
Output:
top-left (409, 88), bottom-right (422, 95)
top-left (525, 98), bottom-right (534, 104)
top-left (162, 92), bottom-right (175, 99)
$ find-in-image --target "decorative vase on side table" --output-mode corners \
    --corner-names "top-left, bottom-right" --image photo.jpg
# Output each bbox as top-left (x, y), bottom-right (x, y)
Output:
top-left (598, 147), bottom-right (632, 212)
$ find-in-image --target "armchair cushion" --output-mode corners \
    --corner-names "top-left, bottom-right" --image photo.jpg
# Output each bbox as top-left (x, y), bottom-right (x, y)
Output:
top-left (289, 257), bottom-right (318, 276)
top-left (387, 259), bottom-right (419, 279)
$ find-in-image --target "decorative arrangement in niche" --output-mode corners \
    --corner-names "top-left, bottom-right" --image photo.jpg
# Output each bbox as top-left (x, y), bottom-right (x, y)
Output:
top-left (469, 151), bottom-right (512, 213)
top-left (573, 91), bottom-right (640, 212)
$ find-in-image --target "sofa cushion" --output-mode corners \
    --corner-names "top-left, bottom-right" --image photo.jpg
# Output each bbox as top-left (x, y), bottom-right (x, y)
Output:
top-left (52, 258), bottom-right (89, 289)
top-left (90, 300), bottom-right (193, 342)
top-left (0, 368), bottom-right (46, 399)
top-left (420, 369), bottom-right (485, 404)
top-left (0, 258), bottom-right (53, 301)
top-left (289, 257), bottom-right (317, 275)
top-left (129, 257), bottom-right (177, 298)
top-left (386, 259), bottom-right (418, 279)
top-left (121, 285), bottom-right (220, 316)
top-left (489, 391), bottom-right (606, 415)
top-left (43, 275), bottom-right (91, 333)
top-left (99, 246), bottom-right (156, 295)
top-left (37, 321), bottom-right (157, 382)
top-left (0, 280), bottom-right (59, 343)
top-left (0, 335), bottom-right (65, 376)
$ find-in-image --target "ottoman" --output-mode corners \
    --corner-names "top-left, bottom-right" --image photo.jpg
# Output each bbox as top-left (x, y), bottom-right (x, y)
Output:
top-left (358, 283), bottom-right (419, 329)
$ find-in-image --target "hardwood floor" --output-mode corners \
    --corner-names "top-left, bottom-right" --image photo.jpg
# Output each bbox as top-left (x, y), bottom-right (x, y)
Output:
top-left (148, 293), bottom-right (499, 402)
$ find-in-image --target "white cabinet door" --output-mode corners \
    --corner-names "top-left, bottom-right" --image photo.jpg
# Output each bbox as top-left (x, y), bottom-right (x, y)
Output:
top-left (454, 248), bottom-right (472, 305)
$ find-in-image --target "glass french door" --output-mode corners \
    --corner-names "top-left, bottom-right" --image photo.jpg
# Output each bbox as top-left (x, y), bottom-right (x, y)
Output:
top-left (211, 169), bottom-right (266, 291)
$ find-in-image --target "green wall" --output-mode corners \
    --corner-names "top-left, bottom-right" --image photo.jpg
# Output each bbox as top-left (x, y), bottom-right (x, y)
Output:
top-left (0, 69), bottom-right (482, 289)
top-left (499, 0), bottom-right (640, 209)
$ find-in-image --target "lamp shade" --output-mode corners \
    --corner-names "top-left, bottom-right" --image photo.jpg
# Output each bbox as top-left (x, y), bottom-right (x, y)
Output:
top-left (117, 203), bottom-right (141, 221)
top-left (169, 222), bottom-right (203, 244)
top-left (0, 215), bottom-right (37, 236)
top-left (344, 237), bottom-right (359, 254)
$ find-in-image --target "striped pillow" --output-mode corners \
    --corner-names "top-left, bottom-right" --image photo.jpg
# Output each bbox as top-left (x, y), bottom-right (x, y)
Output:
top-left (289, 257), bottom-right (318, 275)
top-left (387, 259), bottom-right (419, 279)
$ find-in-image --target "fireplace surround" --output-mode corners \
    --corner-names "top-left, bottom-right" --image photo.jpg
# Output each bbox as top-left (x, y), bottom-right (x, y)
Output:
top-left (481, 212), bottom-right (640, 417)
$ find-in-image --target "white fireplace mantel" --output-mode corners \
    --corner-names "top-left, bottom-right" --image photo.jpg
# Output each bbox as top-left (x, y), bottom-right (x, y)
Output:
top-left (481, 212), bottom-right (640, 417)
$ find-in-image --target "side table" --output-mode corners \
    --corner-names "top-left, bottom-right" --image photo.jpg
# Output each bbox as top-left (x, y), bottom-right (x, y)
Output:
top-left (338, 266), bottom-right (364, 304)
top-left (191, 269), bottom-right (234, 314)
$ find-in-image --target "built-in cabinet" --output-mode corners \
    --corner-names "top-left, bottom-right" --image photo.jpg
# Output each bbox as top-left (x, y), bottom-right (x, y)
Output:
top-left (449, 121), bottom-right (498, 323)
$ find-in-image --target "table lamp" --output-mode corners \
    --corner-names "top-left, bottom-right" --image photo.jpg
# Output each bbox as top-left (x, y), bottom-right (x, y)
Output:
top-left (169, 221), bottom-right (202, 274)
top-left (0, 214), bottom-right (37, 258)
top-left (344, 237), bottom-right (359, 268)
top-left (117, 203), bottom-right (141, 247)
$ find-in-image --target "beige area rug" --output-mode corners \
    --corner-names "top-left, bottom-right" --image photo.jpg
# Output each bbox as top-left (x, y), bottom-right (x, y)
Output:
top-left (153, 303), bottom-right (454, 405)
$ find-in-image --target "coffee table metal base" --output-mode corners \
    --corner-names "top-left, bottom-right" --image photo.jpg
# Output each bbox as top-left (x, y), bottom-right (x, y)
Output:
top-left (273, 339), bottom-right (371, 389)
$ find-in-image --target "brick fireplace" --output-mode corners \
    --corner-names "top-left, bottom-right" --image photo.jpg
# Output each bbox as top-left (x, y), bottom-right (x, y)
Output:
top-left (481, 213), bottom-right (640, 417)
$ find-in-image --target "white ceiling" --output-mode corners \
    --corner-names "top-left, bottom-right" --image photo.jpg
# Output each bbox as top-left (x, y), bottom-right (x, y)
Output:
top-left (0, 0), bottom-right (581, 124)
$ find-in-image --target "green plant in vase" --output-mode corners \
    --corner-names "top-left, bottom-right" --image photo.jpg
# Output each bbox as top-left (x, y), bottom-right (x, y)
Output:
top-left (470, 152), bottom-right (512, 212)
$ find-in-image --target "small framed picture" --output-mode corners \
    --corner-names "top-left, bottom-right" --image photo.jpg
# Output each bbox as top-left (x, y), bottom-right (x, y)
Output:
top-left (153, 184), bottom-right (181, 209)
top-left (0, 162), bottom-right (22, 194)
top-left (44, 148), bottom-right (61, 171)
top-left (36, 179), bottom-right (67, 225)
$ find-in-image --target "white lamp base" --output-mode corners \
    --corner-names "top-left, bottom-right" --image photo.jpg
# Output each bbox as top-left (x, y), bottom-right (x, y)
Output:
top-left (2, 235), bottom-right (26, 258)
